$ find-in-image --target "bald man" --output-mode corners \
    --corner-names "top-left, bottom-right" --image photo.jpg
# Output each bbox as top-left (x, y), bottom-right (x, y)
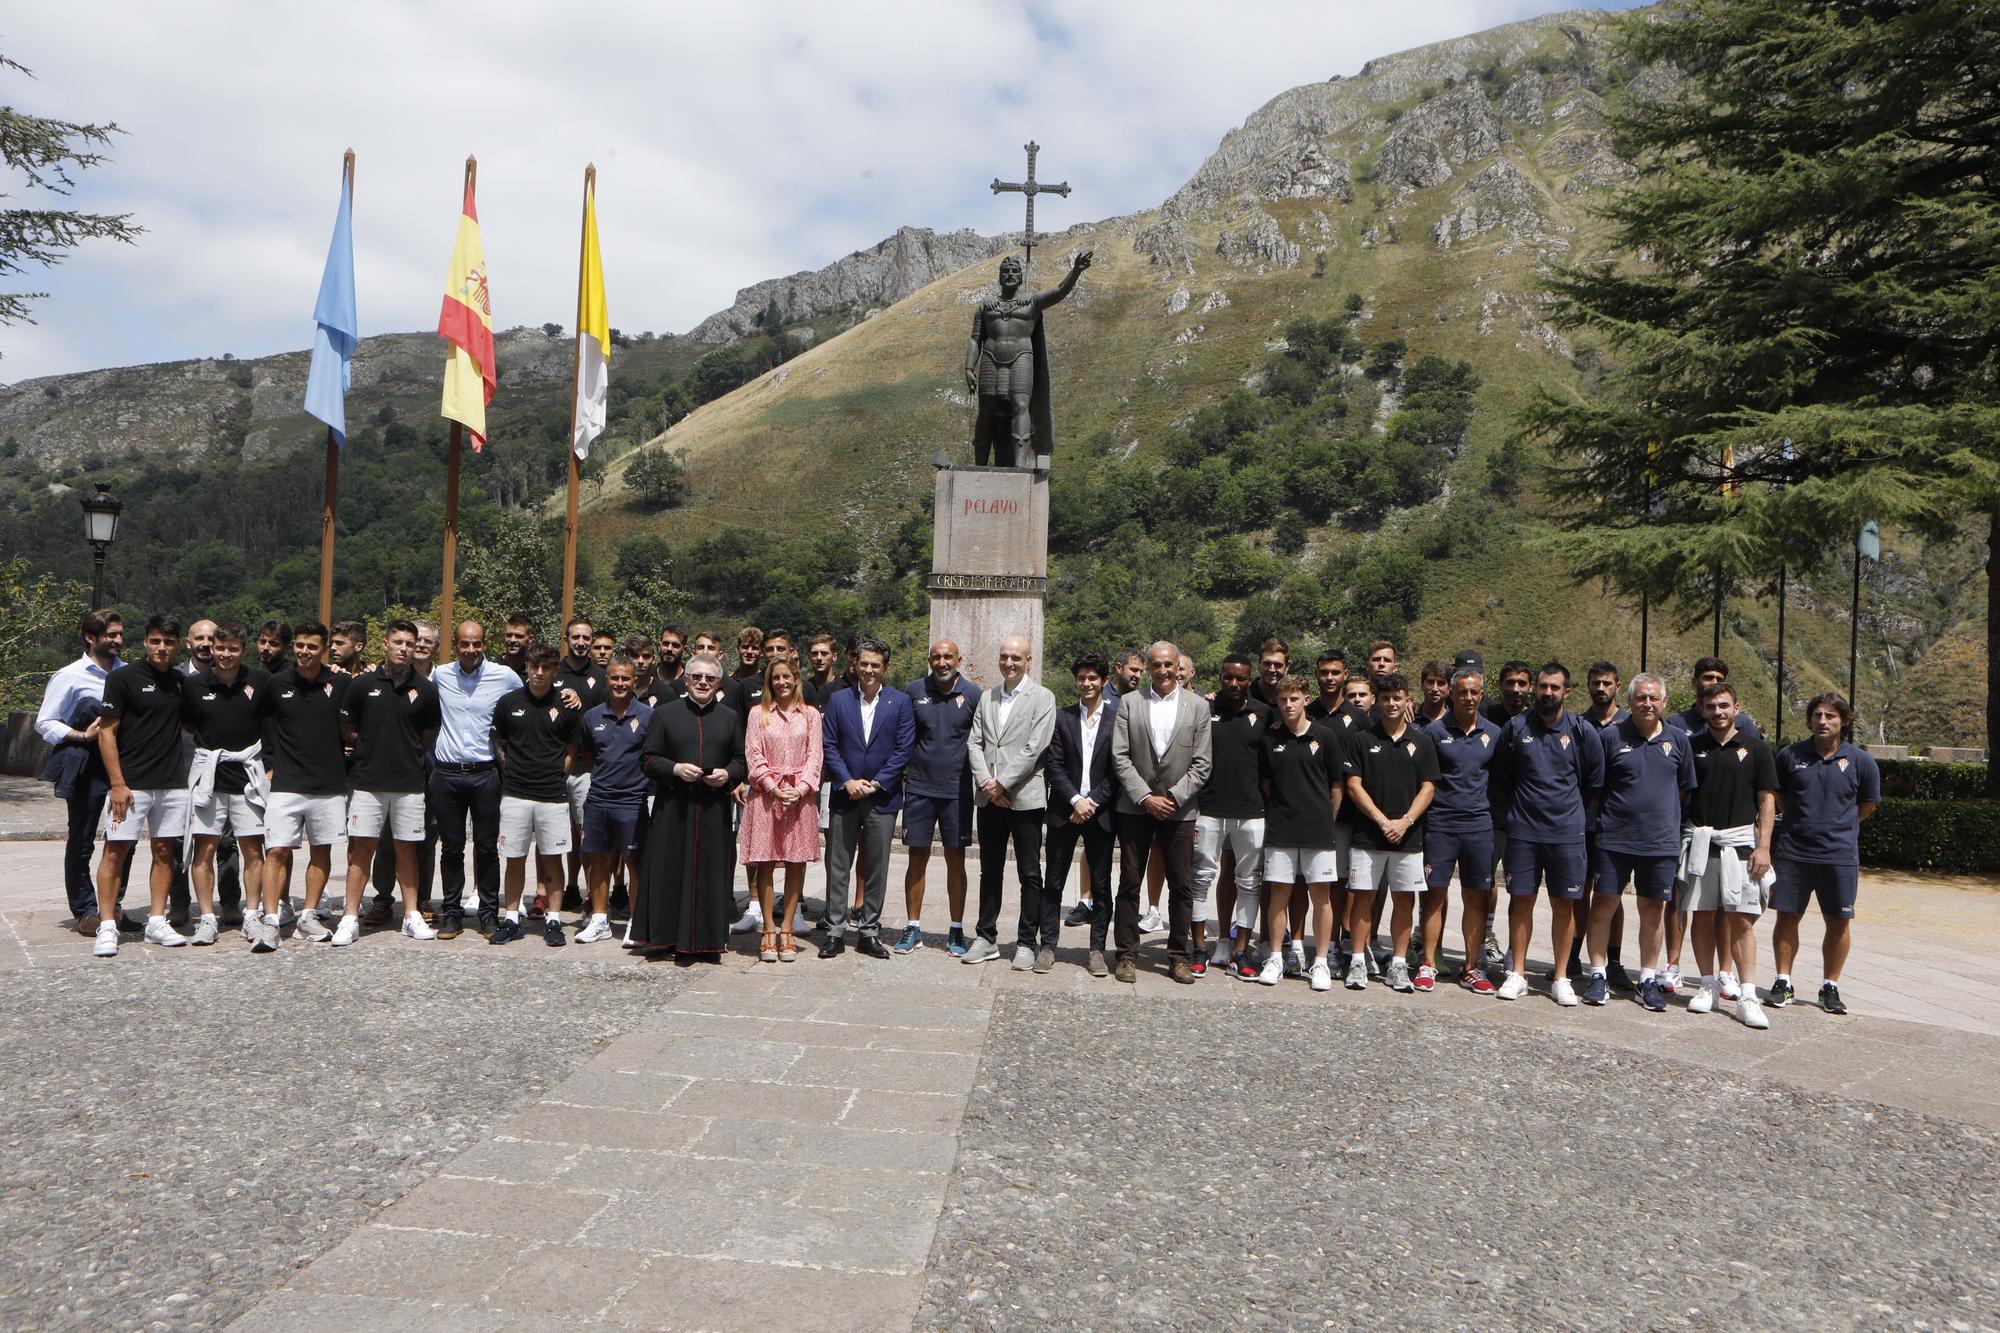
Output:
top-left (428, 619), bottom-right (521, 938)
top-left (964, 635), bottom-right (1058, 969)
top-left (899, 639), bottom-right (981, 954)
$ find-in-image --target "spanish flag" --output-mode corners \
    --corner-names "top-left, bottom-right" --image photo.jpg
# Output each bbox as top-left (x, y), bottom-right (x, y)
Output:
top-left (572, 171), bottom-right (609, 460)
top-left (438, 176), bottom-right (496, 449)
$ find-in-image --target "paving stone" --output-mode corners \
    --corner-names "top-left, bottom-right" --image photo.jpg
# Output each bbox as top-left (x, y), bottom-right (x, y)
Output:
top-left (559, 1147), bottom-right (803, 1204)
top-left (376, 1175), bottom-right (610, 1241)
top-left (691, 1119), bottom-right (960, 1174)
top-left (785, 1045), bottom-right (978, 1096)
top-left (604, 1255), bottom-right (925, 1331)
top-left (844, 1088), bottom-right (965, 1134)
top-left (501, 1104), bottom-right (709, 1154)
top-left (540, 1070), bottom-right (695, 1113)
top-left (231, 1289), bottom-right (596, 1333)
top-left (442, 1137), bottom-right (582, 1187)
top-left (290, 1226), bottom-right (522, 1302)
top-left (672, 1077), bottom-right (854, 1126)
top-left (602, 1033), bottom-right (804, 1081)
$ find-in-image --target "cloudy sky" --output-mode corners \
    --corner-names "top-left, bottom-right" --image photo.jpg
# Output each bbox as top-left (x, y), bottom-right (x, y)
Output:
top-left (1, 1), bottom-right (1638, 384)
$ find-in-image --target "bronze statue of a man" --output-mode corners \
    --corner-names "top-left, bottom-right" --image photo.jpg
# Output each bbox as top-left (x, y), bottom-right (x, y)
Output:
top-left (964, 250), bottom-right (1090, 470)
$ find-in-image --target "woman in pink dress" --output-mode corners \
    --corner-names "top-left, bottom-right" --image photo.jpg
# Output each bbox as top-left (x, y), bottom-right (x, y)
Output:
top-left (739, 658), bottom-right (822, 961)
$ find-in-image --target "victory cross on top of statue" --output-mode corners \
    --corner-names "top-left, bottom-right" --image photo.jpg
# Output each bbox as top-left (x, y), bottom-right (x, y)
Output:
top-left (965, 141), bottom-right (1091, 472)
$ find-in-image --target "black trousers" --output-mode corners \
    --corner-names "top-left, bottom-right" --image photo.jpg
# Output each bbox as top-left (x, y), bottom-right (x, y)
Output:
top-left (976, 803), bottom-right (1043, 946)
top-left (1047, 816), bottom-right (1114, 951)
top-left (371, 817), bottom-right (437, 904)
top-left (1115, 813), bottom-right (1195, 961)
top-left (62, 780), bottom-right (109, 918)
top-left (429, 765), bottom-right (500, 920)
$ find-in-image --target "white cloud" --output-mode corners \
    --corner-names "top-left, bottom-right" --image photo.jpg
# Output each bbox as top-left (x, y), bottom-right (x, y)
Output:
top-left (0, 1), bottom-right (1632, 383)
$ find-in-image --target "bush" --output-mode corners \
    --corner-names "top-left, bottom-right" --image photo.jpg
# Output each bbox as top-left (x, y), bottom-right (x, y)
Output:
top-left (1875, 759), bottom-right (1986, 802)
top-left (1860, 799), bottom-right (2000, 873)
top-left (626, 449), bottom-right (687, 509)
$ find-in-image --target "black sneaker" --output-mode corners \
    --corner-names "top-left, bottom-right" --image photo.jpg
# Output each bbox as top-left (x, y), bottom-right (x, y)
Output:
top-left (477, 910), bottom-right (499, 939)
top-left (1234, 949), bottom-right (1260, 981)
top-left (1819, 982), bottom-right (1847, 1015)
top-left (1606, 960), bottom-right (1635, 993)
top-left (1768, 977), bottom-right (1795, 1008)
top-left (561, 884), bottom-right (583, 913)
top-left (488, 917), bottom-right (523, 945)
top-left (1063, 901), bottom-right (1093, 928)
top-left (544, 917), bottom-right (567, 947)
top-left (609, 884), bottom-right (630, 916)
top-left (437, 910), bottom-right (464, 940)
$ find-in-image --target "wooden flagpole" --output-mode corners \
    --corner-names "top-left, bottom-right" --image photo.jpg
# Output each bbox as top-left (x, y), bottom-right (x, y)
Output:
top-left (560, 164), bottom-right (594, 626)
top-left (440, 154), bottom-right (475, 638)
top-left (317, 148), bottom-right (355, 627)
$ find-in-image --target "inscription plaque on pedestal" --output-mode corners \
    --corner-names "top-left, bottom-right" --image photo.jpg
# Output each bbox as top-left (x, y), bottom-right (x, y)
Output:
top-left (927, 465), bottom-right (1047, 689)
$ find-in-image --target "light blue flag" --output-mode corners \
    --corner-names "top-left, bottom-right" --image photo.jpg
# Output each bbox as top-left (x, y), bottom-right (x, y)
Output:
top-left (304, 172), bottom-right (357, 444)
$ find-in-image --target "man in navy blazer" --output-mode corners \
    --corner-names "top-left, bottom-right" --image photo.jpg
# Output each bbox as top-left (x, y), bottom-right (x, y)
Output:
top-left (820, 635), bottom-right (915, 958)
top-left (1043, 651), bottom-right (1121, 977)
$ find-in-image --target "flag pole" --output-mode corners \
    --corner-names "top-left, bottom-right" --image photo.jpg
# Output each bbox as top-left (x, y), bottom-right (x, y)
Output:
top-left (560, 164), bottom-right (594, 626)
top-left (440, 153), bottom-right (475, 638)
top-left (318, 148), bottom-right (354, 628)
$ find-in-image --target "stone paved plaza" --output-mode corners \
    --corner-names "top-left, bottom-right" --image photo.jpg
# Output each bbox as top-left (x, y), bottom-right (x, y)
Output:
top-left (0, 797), bottom-right (1997, 1330)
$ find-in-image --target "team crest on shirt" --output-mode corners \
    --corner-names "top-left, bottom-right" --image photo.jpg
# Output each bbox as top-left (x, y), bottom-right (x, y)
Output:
top-left (1405, 741), bottom-right (1417, 757)
top-left (1308, 739), bottom-right (1320, 754)
top-left (407, 689), bottom-right (419, 703)
top-left (1736, 749), bottom-right (1749, 763)
top-left (1662, 740), bottom-right (1674, 757)
top-left (1559, 734), bottom-right (1571, 750)
top-left (1837, 756), bottom-right (1850, 772)
top-left (548, 707), bottom-right (560, 722)
top-left (1478, 733), bottom-right (1492, 748)
top-left (244, 686), bottom-right (255, 700)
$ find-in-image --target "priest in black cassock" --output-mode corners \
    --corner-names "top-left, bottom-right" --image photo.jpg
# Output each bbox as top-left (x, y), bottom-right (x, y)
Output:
top-left (632, 653), bottom-right (746, 958)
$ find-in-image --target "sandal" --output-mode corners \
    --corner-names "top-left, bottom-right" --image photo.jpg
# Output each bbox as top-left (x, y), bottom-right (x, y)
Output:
top-left (759, 928), bottom-right (779, 964)
top-left (777, 929), bottom-right (797, 962)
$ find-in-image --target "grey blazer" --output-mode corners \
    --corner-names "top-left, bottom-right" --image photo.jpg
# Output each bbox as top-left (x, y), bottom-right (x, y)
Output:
top-left (1110, 688), bottom-right (1213, 821)
top-left (967, 678), bottom-right (1057, 811)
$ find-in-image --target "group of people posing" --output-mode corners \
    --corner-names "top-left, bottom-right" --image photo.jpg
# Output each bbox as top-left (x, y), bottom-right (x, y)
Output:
top-left (37, 611), bottom-right (1879, 1029)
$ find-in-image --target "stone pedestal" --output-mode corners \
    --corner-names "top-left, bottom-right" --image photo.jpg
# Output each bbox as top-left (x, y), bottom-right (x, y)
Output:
top-left (927, 466), bottom-right (1048, 690)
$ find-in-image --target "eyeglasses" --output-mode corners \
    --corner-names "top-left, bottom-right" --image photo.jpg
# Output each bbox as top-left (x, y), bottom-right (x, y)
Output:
top-left (687, 672), bottom-right (720, 683)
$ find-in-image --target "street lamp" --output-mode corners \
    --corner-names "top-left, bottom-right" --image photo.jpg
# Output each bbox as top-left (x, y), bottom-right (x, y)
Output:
top-left (79, 482), bottom-right (122, 609)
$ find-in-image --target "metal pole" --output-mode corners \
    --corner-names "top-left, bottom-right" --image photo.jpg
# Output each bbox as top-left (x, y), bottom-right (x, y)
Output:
top-left (441, 421), bottom-right (461, 636)
top-left (1849, 542), bottom-right (1862, 710)
top-left (1774, 566), bottom-right (1787, 744)
top-left (318, 150), bottom-right (353, 628)
top-left (90, 545), bottom-right (106, 610)
top-left (560, 164), bottom-right (593, 627)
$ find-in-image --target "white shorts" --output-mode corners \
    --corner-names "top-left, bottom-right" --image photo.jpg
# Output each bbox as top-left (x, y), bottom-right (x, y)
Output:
top-left (188, 791), bottom-right (263, 839)
top-left (265, 792), bottom-right (346, 849)
top-left (565, 772), bottom-right (591, 824)
top-left (1350, 845), bottom-right (1426, 894)
top-left (1193, 814), bottom-right (1265, 927)
top-left (348, 789), bottom-right (427, 842)
top-left (1263, 845), bottom-right (1339, 885)
top-left (1333, 822), bottom-right (1353, 883)
top-left (1678, 854), bottom-right (1767, 916)
top-left (499, 796), bottom-right (573, 858)
top-left (104, 788), bottom-right (190, 842)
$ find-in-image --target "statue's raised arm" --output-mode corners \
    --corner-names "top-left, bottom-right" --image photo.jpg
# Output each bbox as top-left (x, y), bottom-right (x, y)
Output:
top-left (1032, 250), bottom-right (1092, 311)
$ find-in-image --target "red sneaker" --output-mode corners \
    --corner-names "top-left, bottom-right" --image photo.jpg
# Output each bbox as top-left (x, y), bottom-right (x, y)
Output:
top-left (1459, 967), bottom-right (1496, 995)
top-left (1414, 964), bottom-right (1437, 993)
top-left (528, 892), bottom-right (548, 921)
top-left (1189, 953), bottom-right (1208, 977)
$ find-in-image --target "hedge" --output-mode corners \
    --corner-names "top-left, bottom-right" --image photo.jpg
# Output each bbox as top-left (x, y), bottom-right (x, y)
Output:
top-left (1875, 759), bottom-right (1988, 802)
top-left (1860, 798), bottom-right (2000, 873)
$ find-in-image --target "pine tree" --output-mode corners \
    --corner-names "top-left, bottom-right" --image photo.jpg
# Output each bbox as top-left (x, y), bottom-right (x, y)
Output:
top-left (1521, 0), bottom-right (2000, 781)
top-left (1, 54), bottom-right (142, 330)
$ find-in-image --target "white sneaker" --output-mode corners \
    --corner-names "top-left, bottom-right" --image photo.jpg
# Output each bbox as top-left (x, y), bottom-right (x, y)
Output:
top-left (144, 917), bottom-right (188, 947)
top-left (1138, 906), bottom-right (1164, 934)
top-left (1309, 960), bottom-right (1333, 992)
top-left (575, 915), bottom-right (613, 944)
top-left (401, 914), bottom-right (437, 941)
top-left (241, 910), bottom-right (260, 943)
top-left (1688, 978), bottom-right (1718, 1014)
top-left (729, 905), bottom-right (763, 935)
top-left (1256, 953), bottom-right (1284, 986)
top-left (1552, 977), bottom-right (1579, 1007)
top-left (93, 921), bottom-right (120, 957)
top-left (252, 917), bottom-right (280, 952)
top-left (1497, 971), bottom-right (1530, 1001)
top-left (1737, 993), bottom-right (1770, 1030)
top-left (1344, 954), bottom-right (1369, 990)
top-left (1718, 970), bottom-right (1741, 1001)
top-left (1011, 945), bottom-right (1035, 971)
top-left (330, 915), bottom-right (360, 947)
top-left (191, 914), bottom-right (219, 946)
top-left (295, 909), bottom-right (331, 942)
top-left (1662, 964), bottom-right (1683, 994)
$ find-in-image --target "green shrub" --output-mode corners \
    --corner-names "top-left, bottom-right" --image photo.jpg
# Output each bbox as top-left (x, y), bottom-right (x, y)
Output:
top-left (1860, 798), bottom-right (2000, 873)
top-left (1875, 759), bottom-right (1987, 802)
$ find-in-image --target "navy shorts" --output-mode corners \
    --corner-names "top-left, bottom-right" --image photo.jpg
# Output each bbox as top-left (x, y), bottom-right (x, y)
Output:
top-left (1503, 838), bottom-right (1588, 900)
top-left (1771, 861), bottom-right (1859, 919)
top-left (1425, 828), bottom-right (1494, 893)
top-left (903, 792), bottom-right (972, 850)
top-left (1592, 849), bottom-right (1676, 902)
top-left (580, 801), bottom-right (644, 857)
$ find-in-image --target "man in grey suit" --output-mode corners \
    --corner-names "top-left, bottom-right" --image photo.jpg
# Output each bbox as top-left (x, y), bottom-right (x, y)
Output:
top-left (964, 635), bottom-right (1058, 969)
top-left (1111, 640), bottom-right (1214, 984)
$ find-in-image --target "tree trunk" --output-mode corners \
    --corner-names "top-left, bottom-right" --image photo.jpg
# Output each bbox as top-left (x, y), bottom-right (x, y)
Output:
top-left (1989, 505), bottom-right (1999, 795)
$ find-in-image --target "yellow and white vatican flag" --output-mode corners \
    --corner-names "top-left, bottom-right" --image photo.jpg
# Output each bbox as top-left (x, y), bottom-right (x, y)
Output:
top-left (572, 168), bottom-right (610, 460)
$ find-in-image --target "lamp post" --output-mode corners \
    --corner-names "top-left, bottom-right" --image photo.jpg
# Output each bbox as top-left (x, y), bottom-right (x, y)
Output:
top-left (79, 482), bottom-right (122, 609)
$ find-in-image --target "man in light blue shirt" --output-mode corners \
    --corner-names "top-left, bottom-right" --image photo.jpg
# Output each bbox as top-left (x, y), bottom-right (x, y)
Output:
top-left (427, 620), bottom-right (521, 939)
top-left (35, 609), bottom-right (124, 929)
